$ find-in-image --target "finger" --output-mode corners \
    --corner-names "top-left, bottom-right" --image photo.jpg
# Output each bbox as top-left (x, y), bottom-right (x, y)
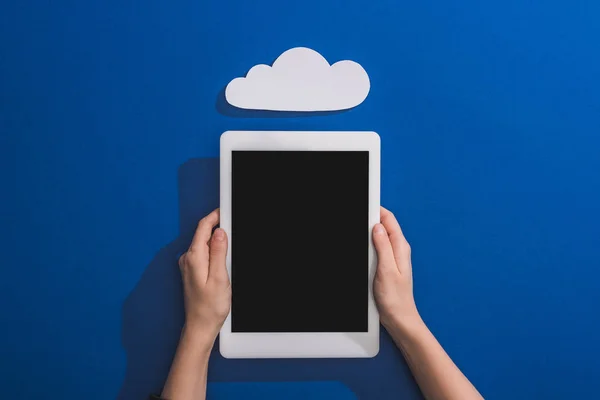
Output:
top-left (208, 228), bottom-right (229, 284)
top-left (380, 206), bottom-right (405, 238)
top-left (380, 207), bottom-right (411, 272)
top-left (189, 209), bottom-right (220, 253)
top-left (372, 224), bottom-right (397, 275)
top-left (178, 253), bottom-right (187, 271)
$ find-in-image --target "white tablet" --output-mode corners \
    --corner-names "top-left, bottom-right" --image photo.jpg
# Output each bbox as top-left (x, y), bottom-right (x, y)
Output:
top-left (219, 131), bottom-right (380, 358)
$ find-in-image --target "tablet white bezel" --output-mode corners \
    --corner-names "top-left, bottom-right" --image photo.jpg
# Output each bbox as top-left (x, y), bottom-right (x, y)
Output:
top-left (219, 131), bottom-right (380, 358)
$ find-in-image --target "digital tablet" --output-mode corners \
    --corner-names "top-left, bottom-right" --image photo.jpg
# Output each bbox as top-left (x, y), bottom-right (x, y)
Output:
top-left (219, 131), bottom-right (380, 358)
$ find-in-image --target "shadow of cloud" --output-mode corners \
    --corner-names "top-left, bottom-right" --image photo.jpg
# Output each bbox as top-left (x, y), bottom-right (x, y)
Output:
top-left (117, 158), bottom-right (220, 400)
top-left (215, 86), bottom-right (351, 118)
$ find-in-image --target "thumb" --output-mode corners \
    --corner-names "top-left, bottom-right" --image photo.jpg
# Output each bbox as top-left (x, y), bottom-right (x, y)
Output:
top-left (208, 228), bottom-right (230, 284)
top-left (373, 224), bottom-right (396, 274)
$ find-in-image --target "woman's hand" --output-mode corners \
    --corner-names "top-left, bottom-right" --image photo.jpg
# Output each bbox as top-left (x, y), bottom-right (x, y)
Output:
top-left (372, 207), bottom-right (484, 400)
top-left (372, 207), bottom-right (423, 335)
top-left (178, 208), bottom-right (231, 342)
top-left (162, 209), bottom-right (230, 400)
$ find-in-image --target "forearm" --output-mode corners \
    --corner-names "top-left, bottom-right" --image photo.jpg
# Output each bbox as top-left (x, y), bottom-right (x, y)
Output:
top-left (387, 317), bottom-right (483, 400)
top-left (161, 325), bottom-right (215, 400)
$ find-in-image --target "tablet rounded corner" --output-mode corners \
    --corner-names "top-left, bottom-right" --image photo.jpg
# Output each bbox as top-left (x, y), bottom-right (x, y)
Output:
top-left (219, 342), bottom-right (235, 359)
top-left (366, 340), bottom-right (380, 358)
top-left (220, 130), bottom-right (235, 146)
top-left (368, 131), bottom-right (381, 147)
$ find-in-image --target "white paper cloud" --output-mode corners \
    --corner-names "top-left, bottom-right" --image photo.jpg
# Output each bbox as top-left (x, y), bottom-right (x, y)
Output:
top-left (225, 47), bottom-right (370, 112)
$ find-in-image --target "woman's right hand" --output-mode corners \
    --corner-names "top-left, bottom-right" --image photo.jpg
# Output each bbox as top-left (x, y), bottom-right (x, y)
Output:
top-left (372, 207), bottom-right (423, 335)
top-left (373, 207), bottom-right (484, 400)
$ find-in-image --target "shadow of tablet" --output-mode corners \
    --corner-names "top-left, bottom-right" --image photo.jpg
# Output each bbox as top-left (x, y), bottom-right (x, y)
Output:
top-left (118, 157), bottom-right (423, 400)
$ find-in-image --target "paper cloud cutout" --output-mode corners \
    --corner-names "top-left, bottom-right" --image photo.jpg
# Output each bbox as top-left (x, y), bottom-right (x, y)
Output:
top-left (225, 47), bottom-right (370, 112)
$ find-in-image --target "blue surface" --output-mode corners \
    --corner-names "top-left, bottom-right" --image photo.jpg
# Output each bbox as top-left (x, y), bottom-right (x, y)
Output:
top-left (1, 0), bottom-right (600, 399)
top-left (207, 382), bottom-right (356, 399)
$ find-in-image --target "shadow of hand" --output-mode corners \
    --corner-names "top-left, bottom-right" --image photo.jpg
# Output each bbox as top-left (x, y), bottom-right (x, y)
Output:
top-left (117, 158), bottom-right (219, 400)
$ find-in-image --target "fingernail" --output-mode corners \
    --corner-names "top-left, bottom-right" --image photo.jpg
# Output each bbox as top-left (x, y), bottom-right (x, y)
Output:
top-left (214, 228), bottom-right (225, 241)
top-left (374, 224), bottom-right (385, 235)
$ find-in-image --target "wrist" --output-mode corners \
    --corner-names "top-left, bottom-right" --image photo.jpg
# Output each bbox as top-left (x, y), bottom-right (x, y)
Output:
top-left (181, 323), bottom-right (218, 353)
top-left (384, 312), bottom-right (428, 345)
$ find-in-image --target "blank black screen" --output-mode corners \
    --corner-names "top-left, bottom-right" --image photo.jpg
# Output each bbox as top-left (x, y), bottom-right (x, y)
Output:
top-left (232, 151), bottom-right (369, 333)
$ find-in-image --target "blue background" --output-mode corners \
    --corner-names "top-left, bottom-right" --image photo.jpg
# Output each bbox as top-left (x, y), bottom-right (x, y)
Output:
top-left (1, 0), bottom-right (599, 399)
